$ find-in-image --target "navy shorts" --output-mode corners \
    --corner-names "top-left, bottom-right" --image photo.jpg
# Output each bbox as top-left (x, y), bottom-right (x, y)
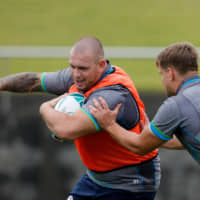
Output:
top-left (66, 174), bottom-right (156, 200)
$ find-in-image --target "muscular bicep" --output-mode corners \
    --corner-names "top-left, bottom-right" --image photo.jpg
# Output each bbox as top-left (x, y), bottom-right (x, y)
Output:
top-left (52, 108), bottom-right (98, 140)
top-left (71, 109), bottom-right (98, 136)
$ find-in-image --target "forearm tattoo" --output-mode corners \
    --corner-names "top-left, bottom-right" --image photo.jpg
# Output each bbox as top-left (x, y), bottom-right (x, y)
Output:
top-left (0, 72), bottom-right (43, 92)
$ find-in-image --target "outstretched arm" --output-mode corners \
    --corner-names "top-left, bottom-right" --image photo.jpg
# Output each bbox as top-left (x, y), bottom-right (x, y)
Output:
top-left (0, 72), bottom-right (43, 92)
top-left (89, 97), bottom-right (165, 155)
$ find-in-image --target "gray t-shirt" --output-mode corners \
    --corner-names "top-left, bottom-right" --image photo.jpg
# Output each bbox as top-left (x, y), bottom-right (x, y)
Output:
top-left (150, 75), bottom-right (200, 164)
top-left (150, 97), bottom-right (181, 140)
top-left (41, 63), bottom-right (160, 192)
top-left (41, 66), bottom-right (139, 130)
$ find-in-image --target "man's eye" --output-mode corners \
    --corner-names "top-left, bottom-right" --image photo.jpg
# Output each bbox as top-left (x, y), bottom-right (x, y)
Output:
top-left (79, 67), bottom-right (88, 71)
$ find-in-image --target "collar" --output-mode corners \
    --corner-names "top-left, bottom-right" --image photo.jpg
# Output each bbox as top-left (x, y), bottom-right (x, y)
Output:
top-left (176, 74), bottom-right (200, 94)
top-left (96, 60), bottom-right (115, 83)
top-left (81, 60), bottom-right (114, 93)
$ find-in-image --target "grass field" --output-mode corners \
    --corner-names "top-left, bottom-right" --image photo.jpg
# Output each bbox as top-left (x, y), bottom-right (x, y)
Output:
top-left (1, 0), bottom-right (200, 91)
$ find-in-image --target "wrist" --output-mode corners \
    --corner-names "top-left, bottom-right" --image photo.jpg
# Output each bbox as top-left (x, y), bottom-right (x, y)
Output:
top-left (105, 121), bottom-right (117, 133)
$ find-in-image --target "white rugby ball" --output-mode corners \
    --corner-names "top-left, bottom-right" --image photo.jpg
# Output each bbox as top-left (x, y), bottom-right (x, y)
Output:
top-left (54, 92), bottom-right (85, 115)
top-left (51, 92), bottom-right (85, 142)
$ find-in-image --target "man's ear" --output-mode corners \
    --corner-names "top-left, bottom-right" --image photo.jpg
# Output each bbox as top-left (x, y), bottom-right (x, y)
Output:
top-left (99, 59), bottom-right (106, 67)
top-left (99, 59), bottom-right (107, 70)
top-left (167, 67), bottom-right (175, 81)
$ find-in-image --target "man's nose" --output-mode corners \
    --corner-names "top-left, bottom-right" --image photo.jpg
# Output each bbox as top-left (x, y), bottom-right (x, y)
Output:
top-left (73, 68), bottom-right (81, 77)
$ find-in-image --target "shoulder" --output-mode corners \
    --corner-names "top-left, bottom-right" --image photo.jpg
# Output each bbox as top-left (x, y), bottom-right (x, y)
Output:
top-left (159, 96), bottom-right (179, 114)
top-left (153, 96), bottom-right (181, 124)
top-left (84, 85), bottom-right (140, 129)
top-left (88, 85), bottom-right (134, 107)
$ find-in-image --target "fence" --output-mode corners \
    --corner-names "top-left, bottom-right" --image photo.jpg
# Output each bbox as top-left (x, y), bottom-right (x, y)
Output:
top-left (0, 46), bottom-right (167, 59)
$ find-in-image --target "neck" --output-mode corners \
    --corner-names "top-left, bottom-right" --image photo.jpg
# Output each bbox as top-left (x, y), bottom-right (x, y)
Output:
top-left (178, 70), bottom-right (198, 83)
top-left (175, 71), bottom-right (199, 93)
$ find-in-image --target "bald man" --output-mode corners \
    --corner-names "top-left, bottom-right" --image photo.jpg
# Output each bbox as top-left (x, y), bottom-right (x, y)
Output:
top-left (0, 37), bottom-right (161, 200)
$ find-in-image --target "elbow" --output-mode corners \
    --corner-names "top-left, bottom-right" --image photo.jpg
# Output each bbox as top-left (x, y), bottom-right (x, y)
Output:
top-left (136, 146), bottom-right (156, 155)
top-left (39, 103), bottom-right (44, 116)
top-left (136, 150), bottom-right (149, 156)
top-left (39, 103), bottom-right (81, 141)
top-left (62, 133), bottom-right (79, 141)
top-left (134, 148), bottom-right (149, 156)
top-left (128, 145), bottom-right (151, 155)
top-left (39, 102), bottom-right (48, 117)
top-left (53, 126), bottom-right (79, 141)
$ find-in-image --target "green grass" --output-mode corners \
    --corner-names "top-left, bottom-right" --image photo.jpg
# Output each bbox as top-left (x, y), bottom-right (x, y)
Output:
top-left (1, 0), bottom-right (200, 91)
top-left (1, 0), bottom-right (200, 46)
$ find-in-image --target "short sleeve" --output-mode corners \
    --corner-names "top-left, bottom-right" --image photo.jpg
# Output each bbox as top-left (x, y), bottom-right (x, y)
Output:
top-left (82, 85), bottom-right (140, 130)
top-left (41, 68), bottom-right (74, 95)
top-left (150, 97), bottom-right (182, 141)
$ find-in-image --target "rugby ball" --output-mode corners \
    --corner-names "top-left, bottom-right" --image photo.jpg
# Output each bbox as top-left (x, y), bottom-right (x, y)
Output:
top-left (55, 92), bottom-right (85, 115)
top-left (51, 92), bottom-right (85, 142)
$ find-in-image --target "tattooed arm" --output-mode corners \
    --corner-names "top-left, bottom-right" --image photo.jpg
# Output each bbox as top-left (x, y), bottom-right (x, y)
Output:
top-left (0, 72), bottom-right (43, 92)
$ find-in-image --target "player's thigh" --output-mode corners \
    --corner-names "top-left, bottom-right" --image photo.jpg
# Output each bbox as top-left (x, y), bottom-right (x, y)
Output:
top-left (67, 174), bottom-right (156, 200)
top-left (67, 192), bottom-right (156, 200)
top-left (66, 194), bottom-right (91, 200)
top-left (95, 191), bottom-right (156, 200)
